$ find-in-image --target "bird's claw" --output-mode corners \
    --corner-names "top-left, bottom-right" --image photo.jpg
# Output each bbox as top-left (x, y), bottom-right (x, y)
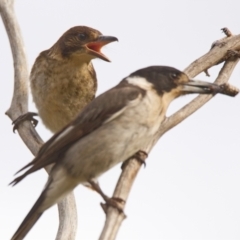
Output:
top-left (132, 150), bottom-right (148, 167)
top-left (88, 180), bottom-right (125, 214)
top-left (121, 150), bottom-right (148, 169)
top-left (101, 197), bottom-right (126, 215)
top-left (12, 112), bottom-right (38, 133)
top-left (88, 180), bottom-right (109, 199)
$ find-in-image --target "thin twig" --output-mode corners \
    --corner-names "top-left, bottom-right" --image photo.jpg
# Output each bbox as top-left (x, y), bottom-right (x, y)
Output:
top-left (99, 31), bottom-right (240, 240)
top-left (0, 1), bottom-right (77, 239)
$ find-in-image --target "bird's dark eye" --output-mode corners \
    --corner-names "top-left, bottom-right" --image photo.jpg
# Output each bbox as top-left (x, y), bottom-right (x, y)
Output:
top-left (170, 73), bottom-right (177, 79)
top-left (78, 33), bottom-right (86, 40)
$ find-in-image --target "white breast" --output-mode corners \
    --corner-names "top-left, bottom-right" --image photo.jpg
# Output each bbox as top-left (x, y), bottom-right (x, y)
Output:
top-left (126, 76), bottom-right (166, 134)
top-left (62, 77), bottom-right (174, 181)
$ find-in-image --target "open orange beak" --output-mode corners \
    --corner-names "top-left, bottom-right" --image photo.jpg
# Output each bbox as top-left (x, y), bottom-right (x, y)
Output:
top-left (86, 35), bottom-right (118, 62)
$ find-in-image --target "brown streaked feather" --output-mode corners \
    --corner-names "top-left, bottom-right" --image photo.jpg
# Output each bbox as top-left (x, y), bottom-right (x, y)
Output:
top-left (10, 81), bottom-right (145, 186)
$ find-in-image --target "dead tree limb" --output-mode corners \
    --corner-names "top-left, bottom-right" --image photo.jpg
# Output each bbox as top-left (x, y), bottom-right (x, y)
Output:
top-left (0, 0), bottom-right (77, 239)
top-left (99, 30), bottom-right (240, 240)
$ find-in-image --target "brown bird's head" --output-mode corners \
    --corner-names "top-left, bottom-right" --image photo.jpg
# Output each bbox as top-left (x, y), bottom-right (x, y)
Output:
top-left (49, 26), bottom-right (118, 62)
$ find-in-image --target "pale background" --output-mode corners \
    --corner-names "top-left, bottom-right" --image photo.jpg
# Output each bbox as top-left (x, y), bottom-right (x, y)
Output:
top-left (1, 1), bottom-right (240, 239)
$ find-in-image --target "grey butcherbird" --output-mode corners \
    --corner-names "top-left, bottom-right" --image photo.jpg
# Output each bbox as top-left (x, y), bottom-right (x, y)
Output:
top-left (10, 66), bottom-right (228, 240)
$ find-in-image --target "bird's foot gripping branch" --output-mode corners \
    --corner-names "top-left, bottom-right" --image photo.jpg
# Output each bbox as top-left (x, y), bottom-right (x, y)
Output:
top-left (12, 112), bottom-right (38, 133)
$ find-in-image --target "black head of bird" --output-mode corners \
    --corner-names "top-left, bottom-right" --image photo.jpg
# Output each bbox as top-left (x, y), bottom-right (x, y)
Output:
top-left (129, 66), bottom-right (221, 97)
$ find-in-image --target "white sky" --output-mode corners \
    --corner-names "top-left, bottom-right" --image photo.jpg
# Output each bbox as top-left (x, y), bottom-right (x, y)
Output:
top-left (1, 1), bottom-right (240, 239)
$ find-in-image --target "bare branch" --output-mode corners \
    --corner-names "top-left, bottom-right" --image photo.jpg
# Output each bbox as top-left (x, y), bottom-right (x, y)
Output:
top-left (99, 159), bottom-right (141, 240)
top-left (221, 27), bottom-right (233, 37)
top-left (0, 0), bottom-right (42, 154)
top-left (0, 1), bottom-right (77, 239)
top-left (99, 31), bottom-right (240, 240)
top-left (185, 34), bottom-right (240, 77)
top-left (55, 194), bottom-right (78, 240)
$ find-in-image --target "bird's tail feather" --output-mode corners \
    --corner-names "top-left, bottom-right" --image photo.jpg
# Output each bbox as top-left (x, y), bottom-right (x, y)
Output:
top-left (11, 179), bottom-right (55, 240)
top-left (11, 190), bottom-right (47, 240)
top-left (11, 169), bottom-right (78, 240)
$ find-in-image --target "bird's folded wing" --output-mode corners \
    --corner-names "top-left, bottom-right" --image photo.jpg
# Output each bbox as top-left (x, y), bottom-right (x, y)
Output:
top-left (11, 83), bottom-right (145, 185)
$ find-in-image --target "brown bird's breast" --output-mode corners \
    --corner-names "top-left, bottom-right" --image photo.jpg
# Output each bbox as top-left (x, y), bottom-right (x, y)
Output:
top-left (30, 52), bottom-right (97, 132)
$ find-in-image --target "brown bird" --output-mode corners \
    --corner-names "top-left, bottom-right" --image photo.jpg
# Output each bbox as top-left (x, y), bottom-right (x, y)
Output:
top-left (29, 26), bottom-right (118, 133)
top-left (10, 26), bottom-right (117, 238)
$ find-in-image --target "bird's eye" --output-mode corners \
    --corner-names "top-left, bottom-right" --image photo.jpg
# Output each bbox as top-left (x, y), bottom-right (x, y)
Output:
top-left (78, 33), bottom-right (86, 40)
top-left (170, 73), bottom-right (177, 79)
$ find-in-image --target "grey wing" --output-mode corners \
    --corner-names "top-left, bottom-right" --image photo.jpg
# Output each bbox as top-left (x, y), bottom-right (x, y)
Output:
top-left (10, 82), bottom-right (145, 185)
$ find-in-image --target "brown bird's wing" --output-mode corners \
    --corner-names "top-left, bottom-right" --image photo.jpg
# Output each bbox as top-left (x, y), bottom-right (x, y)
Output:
top-left (10, 81), bottom-right (145, 185)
